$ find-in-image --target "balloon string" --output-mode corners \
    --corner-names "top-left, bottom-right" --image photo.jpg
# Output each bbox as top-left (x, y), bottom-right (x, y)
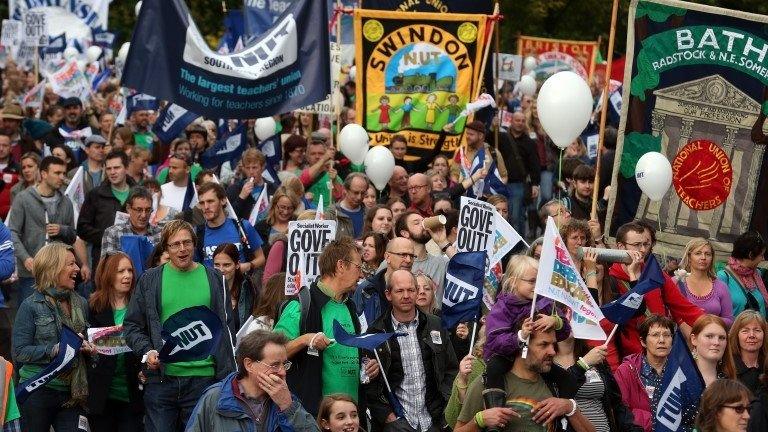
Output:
top-left (657, 217), bottom-right (667, 266)
top-left (558, 149), bottom-right (563, 201)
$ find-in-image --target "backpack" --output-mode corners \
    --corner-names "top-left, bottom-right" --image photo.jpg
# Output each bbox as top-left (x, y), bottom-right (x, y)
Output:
top-left (277, 286), bottom-right (311, 334)
top-left (195, 219), bottom-right (256, 263)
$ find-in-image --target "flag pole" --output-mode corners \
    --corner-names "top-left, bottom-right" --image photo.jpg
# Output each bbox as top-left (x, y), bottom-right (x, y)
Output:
top-left (373, 349), bottom-right (396, 397)
top-left (475, 2), bottom-right (500, 101)
top-left (605, 324), bottom-right (619, 344)
top-left (468, 320), bottom-right (478, 355)
top-left (590, 0), bottom-right (620, 219)
top-left (492, 0), bottom-right (501, 151)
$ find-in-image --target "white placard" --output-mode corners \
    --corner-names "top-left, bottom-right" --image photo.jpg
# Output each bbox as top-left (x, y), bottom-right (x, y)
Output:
top-left (457, 196), bottom-right (495, 264)
top-left (23, 11), bottom-right (47, 46)
top-left (1, 20), bottom-right (22, 48)
top-left (285, 220), bottom-right (337, 295)
top-left (494, 53), bottom-right (523, 82)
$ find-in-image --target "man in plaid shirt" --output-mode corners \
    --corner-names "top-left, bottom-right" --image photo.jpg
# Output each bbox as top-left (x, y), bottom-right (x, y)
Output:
top-left (100, 186), bottom-right (162, 258)
top-left (366, 270), bottom-right (457, 432)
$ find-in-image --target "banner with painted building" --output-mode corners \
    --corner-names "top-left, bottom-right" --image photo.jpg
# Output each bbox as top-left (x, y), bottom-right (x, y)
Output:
top-left (517, 35), bottom-right (599, 81)
top-left (605, 0), bottom-right (768, 262)
top-left (354, 9), bottom-right (488, 159)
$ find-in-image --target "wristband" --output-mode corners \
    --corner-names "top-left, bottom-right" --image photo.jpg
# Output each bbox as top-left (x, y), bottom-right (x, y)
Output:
top-left (456, 382), bottom-right (468, 390)
top-left (517, 330), bottom-right (528, 347)
top-left (441, 243), bottom-right (452, 253)
top-left (475, 412), bottom-right (486, 428)
top-left (566, 399), bottom-right (578, 417)
top-left (309, 332), bottom-right (324, 349)
top-left (577, 357), bottom-right (590, 371)
top-left (554, 315), bottom-right (563, 331)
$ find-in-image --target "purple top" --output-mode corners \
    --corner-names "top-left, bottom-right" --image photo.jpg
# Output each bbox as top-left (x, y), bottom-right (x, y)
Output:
top-left (679, 278), bottom-right (734, 327)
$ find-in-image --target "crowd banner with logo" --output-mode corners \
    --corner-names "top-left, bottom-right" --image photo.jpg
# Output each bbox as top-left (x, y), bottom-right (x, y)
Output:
top-left (605, 0), bottom-right (768, 261)
top-left (655, 330), bottom-right (704, 432)
top-left (48, 60), bottom-right (91, 100)
top-left (10, 0), bottom-right (109, 41)
top-left (517, 35), bottom-right (599, 81)
top-left (123, 0), bottom-right (331, 120)
top-left (16, 325), bottom-right (83, 405)
top-left (354, 9), bottom-right (488, 158)
top-left (87, 325), bottom-right (131, 356)
top-left (158, 306), bottom-right (223, 363)
top-left (441, 251), bottom-right (485, 330)
top-left (535, 217), bottom-right (606, 340)
top-left (285, 220), bottom-right (337, 295)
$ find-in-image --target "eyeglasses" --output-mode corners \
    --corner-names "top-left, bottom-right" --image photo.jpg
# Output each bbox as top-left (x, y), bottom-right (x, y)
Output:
top-left (721, 403), bottom-right (752, 414)
top-left (647, 331), bottom-right (673, 339)
top-left (129, 207), bottom-right (153, 215)
top-left (408, 184), bottom-right (428, 192)
top-left (342, 259), bottom-right (362, 272)
top-left (167, 239), bottom-right (194, 251)
top-left (389, 251), bottom-right (417, 260)
top-left (276, 204), bottom-right (295, 212)
top-left (624, 241), bottom-right (653, 249)
top-left (256, 360), bottom-right (292, 371)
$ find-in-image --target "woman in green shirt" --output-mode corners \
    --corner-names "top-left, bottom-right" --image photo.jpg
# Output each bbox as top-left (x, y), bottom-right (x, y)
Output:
top-left (86, 252), bottom-right (143, 432)
top-left (445, 324), bottom-right (487, 429)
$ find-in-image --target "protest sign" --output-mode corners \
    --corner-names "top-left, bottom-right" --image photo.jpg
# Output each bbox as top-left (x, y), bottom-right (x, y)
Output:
top-left (353, 9), bottom-right (488, 159)
top-left (1, 20), bottom-right (21, 50)
top-left (23, 11), bottom-right (47, 46)
top-left (517, 35), bottom-right (599, 80)
top-left (123, 0), bottom-right (331, 119)
top-left (15, 41), bottom-right (35, 71)
top-left (10, 0), bottom-right (109, 38)
top-left (605, 0), bottom-right (768, 262)
top-left (298, 42), bottom-right (343, 116)
top-left (494, 53), bottom-right (522, 82)
top-left (48, 60), bottom-right (91, 100)
top-left (535, 217), bottom-right (605, 340)
top-left (285, 220), bottom-right (337, 295)
top-left (456, 197), bottom-right (495, 263)
top-left (87, 325), bottom-right (131, 355)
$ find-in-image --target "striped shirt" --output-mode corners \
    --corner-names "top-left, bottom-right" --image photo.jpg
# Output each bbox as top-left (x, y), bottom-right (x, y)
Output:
top-left (575, 368), bottom-right (609, 432)
top-left (392, 313), bottom-right (432, 431)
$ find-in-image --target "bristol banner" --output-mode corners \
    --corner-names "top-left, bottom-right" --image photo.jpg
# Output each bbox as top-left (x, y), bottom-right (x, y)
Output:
top-left (122, 0), bottom-right (330, 120)
top-left (517, 35), bottom-right (599, 81)
top-left (605, 0), bottom-right (768, 261)
top-left (354, 9), bottom-right (488, 159)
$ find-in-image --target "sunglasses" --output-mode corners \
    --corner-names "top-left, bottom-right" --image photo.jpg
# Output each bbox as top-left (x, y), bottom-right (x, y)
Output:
top-left (722, 403), bottom-right (753, 414)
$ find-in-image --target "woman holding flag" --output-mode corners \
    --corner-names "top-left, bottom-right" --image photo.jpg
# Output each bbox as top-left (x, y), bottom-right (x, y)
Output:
top-left (12, 242), bottom-right (97, 432)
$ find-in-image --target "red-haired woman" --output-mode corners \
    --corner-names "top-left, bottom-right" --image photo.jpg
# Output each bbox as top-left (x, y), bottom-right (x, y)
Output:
top-left (86, 252), bottom-right (143, 432)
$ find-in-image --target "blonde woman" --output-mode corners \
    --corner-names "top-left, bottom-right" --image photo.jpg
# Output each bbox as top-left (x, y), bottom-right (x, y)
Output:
top-left (415, 273), bottom-right (438, 314)
top-left (678, 238), bottom-right (734, 327)
top-left (13, 243), bottom-right (97, 431)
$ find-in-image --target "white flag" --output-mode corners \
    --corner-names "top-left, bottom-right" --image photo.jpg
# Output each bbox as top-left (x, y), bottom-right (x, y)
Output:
top-left (64, 166), bottom-right (85, 225)
top-left (316, 194), bottom-right (324, 220)
top-left (248, 185), bottom-right (269, 226)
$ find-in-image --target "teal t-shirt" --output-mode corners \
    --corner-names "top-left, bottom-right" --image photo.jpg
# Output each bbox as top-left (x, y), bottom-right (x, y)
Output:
top-left (161, 264), bottom-right (214, 377)
top-left (108, 307), bottom-right (130, 402)
top-left (134, 132), bottom-right (154, 151)
top-left (273, 285), bottom-right (359, 399)
top-left (112, 187), bottom-right (129, 205)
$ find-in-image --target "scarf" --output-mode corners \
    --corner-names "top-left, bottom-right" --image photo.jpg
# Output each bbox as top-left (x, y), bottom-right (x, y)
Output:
top-left (727, 257), bottom-right (768, 306)
top-left (44, 288), bottom-right (89, 408)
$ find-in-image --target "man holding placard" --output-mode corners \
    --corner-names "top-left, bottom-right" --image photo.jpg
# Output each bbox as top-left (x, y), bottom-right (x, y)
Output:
top-left (274, 238), bottom-right (379, 416)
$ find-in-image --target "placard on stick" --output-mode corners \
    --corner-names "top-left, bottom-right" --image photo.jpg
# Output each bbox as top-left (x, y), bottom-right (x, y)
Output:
top-left (23, 11), bottom-right (47, 46)
top-left (457, 197), bottom-right (496, 264)
top-left (285, 220), bottom-right (337, 295)
top-left (1, 20), bottom-right (22, 49)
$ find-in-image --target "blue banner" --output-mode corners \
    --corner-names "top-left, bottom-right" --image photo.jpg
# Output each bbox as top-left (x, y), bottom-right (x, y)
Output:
top-left (333, 320), bottom-right (404, 351)
top-left (257, 134), bottom-right (282, 186)
top-left (200, 124), bottom-right (248, 169)
top-left (16, 325), bottom-right (83, 404)
top-left (159, 306), bottom-right (223, 363)
top-left (123, 0), bottom-right (331, 119)
top-left (126, 93), bottom-right (159, 115)
top-left (153, 103), bottom-right (200, 144)
top-left (244, 0), bottom-right (293, 38)
top-left (483, 160), bottom-right (510, 200)
top-left (600, 255), bottom-right (665, 325)
top-left (655, 330), bottom-right (704, 432)
top-left (218, 10), bottom-right (245, 52)
top-left (120, 235), bottom-right (155, 277)
top-left (441, 251), bottom-right (485, 329)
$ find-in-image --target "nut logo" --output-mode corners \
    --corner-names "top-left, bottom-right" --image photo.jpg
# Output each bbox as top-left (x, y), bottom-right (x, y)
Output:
top-left (363, 19), bottom-right (384, 42)
top-left (672, 139), bottom-right (732, 211)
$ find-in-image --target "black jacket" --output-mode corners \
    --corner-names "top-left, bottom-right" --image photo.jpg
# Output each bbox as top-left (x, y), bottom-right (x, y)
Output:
top-left (86, 306), bottom-right (143, 415)
top-left (497, 131), bottom-right (541, 185)
top-left (77, 177), bottom-right (136, 264)
top-left (365, 308), bottom-right (458, 431)
top-left (394, 131), bottom-right (447, 174)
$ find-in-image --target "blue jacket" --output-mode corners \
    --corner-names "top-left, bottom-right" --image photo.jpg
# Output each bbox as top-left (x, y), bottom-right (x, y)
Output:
top-left (352, 269), bottom-right (387, 329)
top-left (185, 372), bottom-right (319, 432)
top-left (0, 222), bottom-right (14, 284)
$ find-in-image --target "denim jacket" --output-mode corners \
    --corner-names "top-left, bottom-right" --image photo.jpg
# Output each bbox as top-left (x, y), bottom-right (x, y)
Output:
top-left (12, 290), bottom-right (89, 365)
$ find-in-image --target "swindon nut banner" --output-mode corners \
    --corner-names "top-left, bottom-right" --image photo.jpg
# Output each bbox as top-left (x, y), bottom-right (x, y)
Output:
top-left (605, 0), bottom-right (768, 261)
top-left (354, 10), bottom-right (487, 159)
top-left (517, 35), bottom-right (599, 80)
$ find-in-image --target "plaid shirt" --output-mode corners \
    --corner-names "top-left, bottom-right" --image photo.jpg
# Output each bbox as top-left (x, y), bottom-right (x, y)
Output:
top-left (391, 313), bottom-right (432, 431)
top-left (100, 222), bottom-right (162, 258)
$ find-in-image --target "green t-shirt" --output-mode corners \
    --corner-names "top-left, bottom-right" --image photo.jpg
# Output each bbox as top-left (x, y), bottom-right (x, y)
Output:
top-left (112, 187), bottom-right (130, 205)
top-left (273, 288), bottom-right (359, 399)
top-left (134, 132), bottom-right (155, 151)
top-left (161, 264), bottom-right (214, 377)
top-left (457, 370), bottom-right (553, 432)
top-left (307, 172), bottom-right (341, 207)
top-left (108, 307), bottom-right (130, 402)
top-left (157, 163), bottom-right (203, 185)
top-left (5, 379), bottom-right (19, 423)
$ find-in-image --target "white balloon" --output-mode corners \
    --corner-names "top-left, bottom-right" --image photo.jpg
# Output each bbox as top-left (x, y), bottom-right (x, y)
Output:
top-left (348, 65), bottom-right (356, 82)
top-left (338, 124), bottom-right (369, 165)
top-left (76, 60), bottom-right (87, 72)
top-left (135, 1), bottom-right (143, 17)
top-left (635, 152), bottom-right (672, 201)
top-left (523, 56), bottom-right (538, 71)
top-left (364, 146), bottom-right (395, 190)
top-left (86, 46), bottom-right (102, 63)
top-left (64, 47), bottom-right (79, 61)
top-left (518, 75), bottom-right (537, 97)
top-left (536, 71), bottom-right (593, 149)
top-left (117, 43), bottom-right (130, 62)
top-left (254, 117), bottom-right (277, 141)
top-left (526, 70), bottom-right (536, 78)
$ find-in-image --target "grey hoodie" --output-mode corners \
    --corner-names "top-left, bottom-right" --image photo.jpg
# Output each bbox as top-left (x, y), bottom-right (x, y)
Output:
top-left (8, 186), bottom-right (76, 278)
